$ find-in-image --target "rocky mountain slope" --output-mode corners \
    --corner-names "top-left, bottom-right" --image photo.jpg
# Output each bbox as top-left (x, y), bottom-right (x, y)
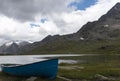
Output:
top-left (76, 3), bottom-right (120, 40)
top-left (0, 41), bottom-right (30, 54)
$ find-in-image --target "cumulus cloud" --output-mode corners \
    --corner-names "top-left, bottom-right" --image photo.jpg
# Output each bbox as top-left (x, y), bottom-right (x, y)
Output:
top-left (0, 0), bottom-right (120, 45)
top-left (0, 0), bottom-right (75, 22)
top-left (0, 15), bottom-right (60, 45)
top-left (46, 0), bottom-right (120, 35)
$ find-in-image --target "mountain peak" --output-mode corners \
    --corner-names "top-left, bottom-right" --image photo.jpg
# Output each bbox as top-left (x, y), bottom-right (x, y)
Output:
top-left (5, 41), bottom-right (14, 47)
top-left (3, 41), bottom-right (30, 47)
top-left (114, 2), bottom-right (120, 7)
top-left (99, 2), bottom-right (120, 21)
top-left (108, 2), bottom-right (120, 13)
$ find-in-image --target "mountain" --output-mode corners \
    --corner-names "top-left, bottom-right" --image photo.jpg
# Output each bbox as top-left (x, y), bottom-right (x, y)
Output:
top-left (76, 2), bottom-right (120, 40)
top-left (1, 3), bottom-right (120, 54)
top-left (0, 41), bottom-right (30, 54)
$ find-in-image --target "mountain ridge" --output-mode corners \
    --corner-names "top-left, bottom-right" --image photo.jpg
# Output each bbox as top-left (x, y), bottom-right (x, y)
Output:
top-left (0, 41), bottom-right (30, 54)
top-left (76, 2), bottom-right (120, 40)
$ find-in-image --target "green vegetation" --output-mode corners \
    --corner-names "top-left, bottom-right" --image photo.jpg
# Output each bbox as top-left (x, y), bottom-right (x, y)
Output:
top-left (0, 72), bottom-right (26, 81)
top-left (0, 55), bottom-right (120, 81)
top-left (23, 39), bottom-right (120, 54)
top-left (58, 55), bottom-right (120, 81)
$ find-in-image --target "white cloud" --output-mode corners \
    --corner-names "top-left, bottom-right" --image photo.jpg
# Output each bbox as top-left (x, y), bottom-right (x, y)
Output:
top-left (0, 0), bottom-right (120, 45)
top-left (48, 0), bottom-right (120, 35)
top-left (0, 0), bottom-right (76, 22)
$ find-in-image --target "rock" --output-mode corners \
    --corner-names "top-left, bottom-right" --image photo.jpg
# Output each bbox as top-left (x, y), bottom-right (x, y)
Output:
top-left (94, 74), bottom-right (109, 81)
top-left (26, 77), bottom-right (37, 81)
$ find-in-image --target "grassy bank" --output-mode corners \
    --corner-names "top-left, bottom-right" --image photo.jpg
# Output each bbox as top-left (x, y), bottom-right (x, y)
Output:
top-left (22, 39), bottom-right (120, 55)
top-left (58, 56), bottom-right (120, 81)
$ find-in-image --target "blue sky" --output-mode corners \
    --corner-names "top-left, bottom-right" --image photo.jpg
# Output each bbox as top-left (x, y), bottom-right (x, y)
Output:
top-left (40, 18), bottom-right (47, 23)
top-left (69, 0), bottom-right (98, 10)
top-left (30, 23), bottom-right (40, 28)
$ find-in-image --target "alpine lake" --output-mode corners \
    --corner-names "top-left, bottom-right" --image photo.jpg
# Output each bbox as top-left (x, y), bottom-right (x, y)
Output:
top-left (0, 54), bottom-right (120, 81)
